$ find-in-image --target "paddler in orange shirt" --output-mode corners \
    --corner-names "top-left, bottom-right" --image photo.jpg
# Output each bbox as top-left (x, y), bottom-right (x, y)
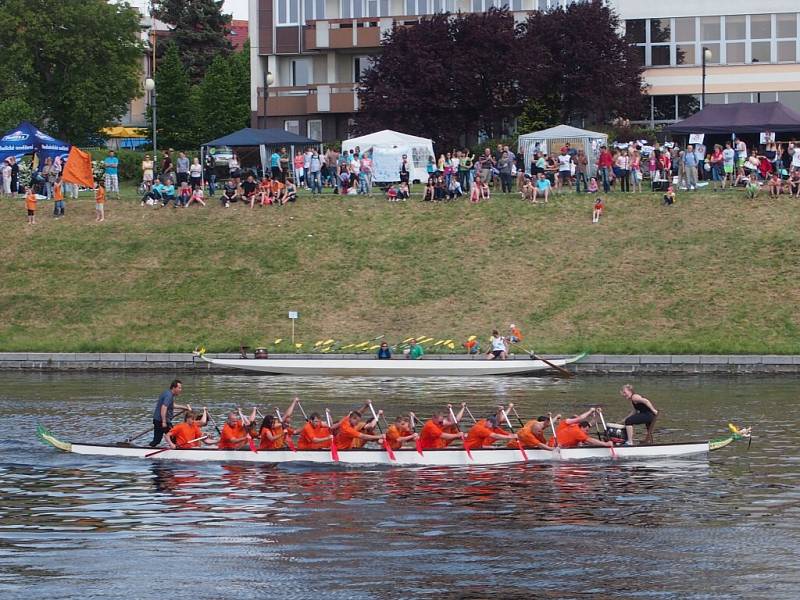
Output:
top-left (509, 414), bottom-right (555, 451)
top-left (297, 412), bottom-right (334, 449)
top-left (419, 404), bottom-right (468, 449)
top-left (261, 397), bottom-right (300, 449)
top-left (332, 410), bottom-right (384, 450)
top-left (549, 408), bottom-right (613, 449)
top-left (218, 408), bottom-right (256, 449)
top-left (464, 415), bottom-right (517, 451)
top-left (385, 415), bottom-right (418, 450)
top-left (166, 410), bottom-right (215, 449)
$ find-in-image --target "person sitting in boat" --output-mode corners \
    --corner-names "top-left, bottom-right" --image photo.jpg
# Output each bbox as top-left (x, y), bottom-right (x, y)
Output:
top-left (464, 415), bottom-right (518, 451)
top-left (257, 415), bottom-right (283, 450)
top-left (509, 415), bottom-right (555, 451)
top-left (376, 342), bottom-right (392, 359)
top-left (385, 415), bottom-right (418, 450)
top-left (297, 412), bottom-right (334, 449)
top-left (219, 409), bottom-right (257, 449)
top-left (349, 406), bottom-right (383, 448)
top-left (419, 404), bottom-right (468, 449)
top-left (549, 408), bottom-right (613, 449)
top-left (166, 410), bottom-right (216, 449)
top-left (620, 384), bottom-right (659, 445)
top-left (265, 397), bottom-right (300, 449)
top-left (507, 324), bottom-right (522, 345)
top-left (332, 410), bottom-right (385, 450)
top-left (486, 330), bottom-right (508, 360)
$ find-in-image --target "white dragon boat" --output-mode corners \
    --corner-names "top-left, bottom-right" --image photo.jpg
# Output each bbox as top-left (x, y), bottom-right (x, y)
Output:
top-left (199, 352), bottom-right (587, 377)
top-left (37, 425), bottom-right (749, 466)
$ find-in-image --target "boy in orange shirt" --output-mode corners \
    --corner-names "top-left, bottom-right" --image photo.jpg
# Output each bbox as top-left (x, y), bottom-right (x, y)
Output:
top-left (25, 186), bottom-right (37, 224)
top-left (95, 182), bottom-right (106, 222)
top-left (53, 177), bottom-right (65, 218)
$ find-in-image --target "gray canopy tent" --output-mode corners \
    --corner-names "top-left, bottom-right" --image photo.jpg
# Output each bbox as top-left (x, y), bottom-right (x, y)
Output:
top-left (518, 124), bottom-right (608, 177)
top-left (201, 128), bottom-right (320, 177)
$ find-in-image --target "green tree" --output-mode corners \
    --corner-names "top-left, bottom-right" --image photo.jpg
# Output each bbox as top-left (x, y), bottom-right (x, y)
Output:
top-left (151, 43), bottom-right (196, 148)
top-left (228, 40), bottom-right (251, 129)
top-left (0, 0), bottom-right (143, 143)
top-left (196, 55), bottom-right (237, 141)
top-left (154, 0), bottom-right (233, 83)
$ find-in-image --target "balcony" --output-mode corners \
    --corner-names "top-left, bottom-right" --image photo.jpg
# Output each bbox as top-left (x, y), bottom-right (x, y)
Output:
top-left (257, 84), bottom-right (361, 117)
top-left (303, 16), bottom-right (428, 51)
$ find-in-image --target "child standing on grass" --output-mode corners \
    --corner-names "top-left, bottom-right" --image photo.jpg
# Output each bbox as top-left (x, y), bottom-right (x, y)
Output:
top-left (592, 197), bottom-right (604, 223)
top-left (25, 186), bottom-right (36, 224)
top-left (52, 177), bottom-right (65, 218)
top-left (95, 183), bottom-right (106, 222)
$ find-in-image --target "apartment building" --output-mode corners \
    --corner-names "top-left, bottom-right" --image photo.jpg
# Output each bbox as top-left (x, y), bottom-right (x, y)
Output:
top-left (248, 0), bottom-right (800, 140)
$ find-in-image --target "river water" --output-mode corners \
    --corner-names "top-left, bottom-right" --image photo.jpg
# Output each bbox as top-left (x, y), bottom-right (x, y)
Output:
top-left (0, 372), bottom-right (797, 599)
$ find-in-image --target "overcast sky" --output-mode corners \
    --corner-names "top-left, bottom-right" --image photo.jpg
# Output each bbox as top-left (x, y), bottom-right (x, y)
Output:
top-left (125, 0), bottom-right (248, 20)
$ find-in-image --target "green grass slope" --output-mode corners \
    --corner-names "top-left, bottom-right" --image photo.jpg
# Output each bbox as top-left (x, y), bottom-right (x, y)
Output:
top-left (1, 186), bottom-right (798, 353)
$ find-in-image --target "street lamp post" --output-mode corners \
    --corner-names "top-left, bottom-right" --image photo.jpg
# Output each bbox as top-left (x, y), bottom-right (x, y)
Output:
top-left (701, 47), bottom-right (712, 109)
top-left (144, 78), bottom-right (157, 160)
top-left (263, 70), bottom-right (274, 126)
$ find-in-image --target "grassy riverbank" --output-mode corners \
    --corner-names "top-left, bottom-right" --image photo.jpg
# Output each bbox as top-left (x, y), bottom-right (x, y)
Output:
top-left (1, 184), bottom-right (798, 353)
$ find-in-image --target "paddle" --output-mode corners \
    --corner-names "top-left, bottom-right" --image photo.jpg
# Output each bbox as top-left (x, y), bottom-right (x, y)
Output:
top-left (448, 405), bottom-right (472, 461)
top-left (296, 401), bottom-right (309, 421)
top-left (276, 407), bottom-right (297, 452)
top-left (464, 405), bottom-right (478, 425)
top-left (367, 401), bottom-right (395, 461)
top-left (409, 412), bottom-right (424, 456)
top-left (511, 406), bottom-right (526, 428)
top-left (325, 409), bottom-right (340, 462)
top-left (510, 342), bottom-right (574, 378)
top-left (145, 435), bottom-right (208, 458)
top-left (238, 408), bottom-right (258, 453)
top-left (595, 408), bottom-right (616, 459)
top-left (548, 412), bottom-right (562, 459)
top-left (500, 408), bottom-right (528, 461)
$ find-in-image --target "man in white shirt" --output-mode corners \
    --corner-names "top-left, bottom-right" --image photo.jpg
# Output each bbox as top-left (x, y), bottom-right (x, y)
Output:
top-left (557, 149), bottom-right (572, 191)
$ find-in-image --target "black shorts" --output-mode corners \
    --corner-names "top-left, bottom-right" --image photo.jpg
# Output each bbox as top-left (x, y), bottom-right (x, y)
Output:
top-left (559, 171), bottom-right (571, 181)
top-left (400, 173), bottom-right (410, 183)
top-left (491, 349), bottom-right (504, 358)
top-left (624, 412), bottom-right (655, 426)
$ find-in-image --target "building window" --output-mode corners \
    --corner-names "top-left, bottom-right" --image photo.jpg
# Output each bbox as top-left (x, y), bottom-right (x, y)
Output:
top-left (778, 91), bottom-right (800, 113)
top-left (303, 0), bottom-right (325, 22)
top-left (650, 19), bottom-right (670, 43)
top-left (626, 19), bottom-right (646, 44)
top-left (750, 14), bottom-right (771, 39)
top-left (776, 13), bottom-right (797, 38)
top-left (751, 41), bottom-right (771, 63)
top-left (724, 15), bottom-right (745, 41)
top-left (341, 0), bottom-right (364, 18)
top-left (651, 45), bottom-right (670, 66)
top-left (674, 17), bottom-right (694, 43)
top-left (291, 59), bottom-right (311, 86)
top-left (307, 119), bottom-right (322, 141)
top-left (365, 0), bottom-right (389, 17)
top-left (284, 120), bottom-right (300, 134)
top-left (472, 0), bottom-right (520, 11)
top-left (676, 44), bottom-right (694, 65)
top-left (726, 42), bottom-right (745, 64)
top-left (354, 56), bottom-right (373, 83)
top-left (700, 16), bottom-right (720, 42)
top-left (278, 0), bottom-right (299, 25)
top-left (777, 40), bottom-right (796, 63)
top-left (677, 95), bottom-right (701, 118)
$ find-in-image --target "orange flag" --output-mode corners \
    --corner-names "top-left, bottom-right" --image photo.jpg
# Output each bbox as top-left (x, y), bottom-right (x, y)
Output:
top-left (61, 146), bottom-right (94, 188)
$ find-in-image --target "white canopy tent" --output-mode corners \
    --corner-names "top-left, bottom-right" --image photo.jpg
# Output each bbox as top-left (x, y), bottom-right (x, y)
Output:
top-left (342, 129), bottom-right (434, 183)
top-left (518, 124), bottom-right (608, 177)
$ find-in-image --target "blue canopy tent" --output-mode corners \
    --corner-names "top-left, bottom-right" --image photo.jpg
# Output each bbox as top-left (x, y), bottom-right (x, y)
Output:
top-left (201, 128), bottom-right (320, 177)
top-left (0, 121), bottom-right (71, 166)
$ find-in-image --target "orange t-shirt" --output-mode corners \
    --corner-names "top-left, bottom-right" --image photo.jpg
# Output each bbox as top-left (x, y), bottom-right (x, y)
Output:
top-left (465, 420), bottom-right (498, 450)
top-left (297, 422), bottom-right (331, 449)
top-left (218, 422), bottom-right (245, 449)
top-left (420, 420), bottom-right (446, 450)
top-left (550, 422), bottom-right (589, 448)
top-left (95, 187), bottom-right (106, 204)
top-left (25, 192), bottom-right (37, 211)
top-left (442, 424), bottom-right (461, 447)
top-left (53, 183), bottom-right (63, 200)
top-left (272, 181), bottom-right (285, 193)
top-left (510, 328), bottom-right (522, 341)
top-left (511, 421), bottom-right (547, 449)
top-left (349, 421), bottom-right (368, 448)
top-left (168, 422), bottom-right (203, 448)
top-left (385, 424), bottom-right (409, 450)
top-left (258, 425), bottom-right (280, 450)
top-left (334, 418), bottom-right (362, 450)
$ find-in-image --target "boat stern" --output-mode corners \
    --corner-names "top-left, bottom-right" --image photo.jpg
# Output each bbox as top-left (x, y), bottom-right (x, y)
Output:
top-left (36, 425), bottom-right (72, 453)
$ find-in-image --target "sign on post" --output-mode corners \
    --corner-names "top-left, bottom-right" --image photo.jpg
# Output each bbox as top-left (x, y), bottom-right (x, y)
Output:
top-left (288, 311), bottom-right (298, 345)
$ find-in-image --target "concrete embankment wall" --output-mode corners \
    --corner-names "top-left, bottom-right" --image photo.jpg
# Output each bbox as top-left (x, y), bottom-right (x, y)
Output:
top-left (1, 353), bottom-right (799, 374)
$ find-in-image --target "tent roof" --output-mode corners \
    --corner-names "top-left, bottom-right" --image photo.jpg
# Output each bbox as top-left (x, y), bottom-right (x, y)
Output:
top-left (0, 121), bottom-right (70, 149)
top-left (343, 129), bottom-right (433, 147)
top-left (665, 102), bottom-right (800, 134)
top-left (518, 124), bottom-right (607, 140)
top-left (202, 127), bottom-right (318, 147)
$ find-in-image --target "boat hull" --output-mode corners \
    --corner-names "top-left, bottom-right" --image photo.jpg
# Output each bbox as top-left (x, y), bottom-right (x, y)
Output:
top-left (200, 353), bottom-right (585, 377)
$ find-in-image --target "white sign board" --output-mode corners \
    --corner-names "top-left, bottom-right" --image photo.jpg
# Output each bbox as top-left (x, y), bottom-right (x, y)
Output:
top-left (288, 311), bottom-right (298, 319)
top-left (689, 133), bottom-right (705, 144)
top-left (760, 131), bottom-right (775, 144)
top-left (371, 146), bottom-right (405, 183)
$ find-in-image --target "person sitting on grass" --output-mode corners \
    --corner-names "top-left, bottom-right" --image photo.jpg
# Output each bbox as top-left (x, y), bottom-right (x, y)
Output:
top-left (160, 179), bottom-right (176, 207)
top-left (258, 175), bottom-right (273, 206)
top-left (662, 184), bottom-right (675, 206)
top-left (447, 175), bottom-right (463, 199)
top-left (788, 170), bottom-right (800, 197)
top-left (533, 172), bottom-right (551, 204)
top-left (520, 176), bottom-right (535, 202)
top-left (242, 174), bottom-right (258, 208)
top-left (282, 179), bottom-right (297, 204)
top-left (767, 171), bottom-right (782, 197)
top-left (587, 176), bottom-right (599, 193)
top-left (142, 177), bottom-right (163, 206)
top-left (434, 177), bottom-right (447, 201)
top-left (422, 177), bottom-right (435, 202)
top-left (177, 181), bottom-right (191, 207)
top-left (271, 177), bottom-right (286, 205)
top-left (386, 185), bottom-right (398, 202)
top-left (397, 181), bottom-right (410, 200)
top-left (186, 185), bottom-right (206, 207)
top-left (746, 174), bottom-right (760, 199)
top-left (221, 179), bottom-right (239, 207)
top-left (592, 197), bottom-right (604, 223)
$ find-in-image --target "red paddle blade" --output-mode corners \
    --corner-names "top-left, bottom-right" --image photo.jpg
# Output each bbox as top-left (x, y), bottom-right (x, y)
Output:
top-left (247, 435), bottom-right (258, 453)
top-left (286, 436), bottom-right (297, 452)
top-left (330, 443), bottom-right (339, 462)
top-left (518, 442), bottom-right (529, 462)
top-left (383, 440), bottom-right (396, 461)
top-left (415, 438), bottom-right (424, 456)
top-left (465, 446), bottom-right (473, 461)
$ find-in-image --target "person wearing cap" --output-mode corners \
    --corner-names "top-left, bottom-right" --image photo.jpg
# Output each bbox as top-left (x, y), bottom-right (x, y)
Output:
top-left (464, 415), bottom-right (517, 451)
top-left (549, 408), bottom-right (613, 449)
